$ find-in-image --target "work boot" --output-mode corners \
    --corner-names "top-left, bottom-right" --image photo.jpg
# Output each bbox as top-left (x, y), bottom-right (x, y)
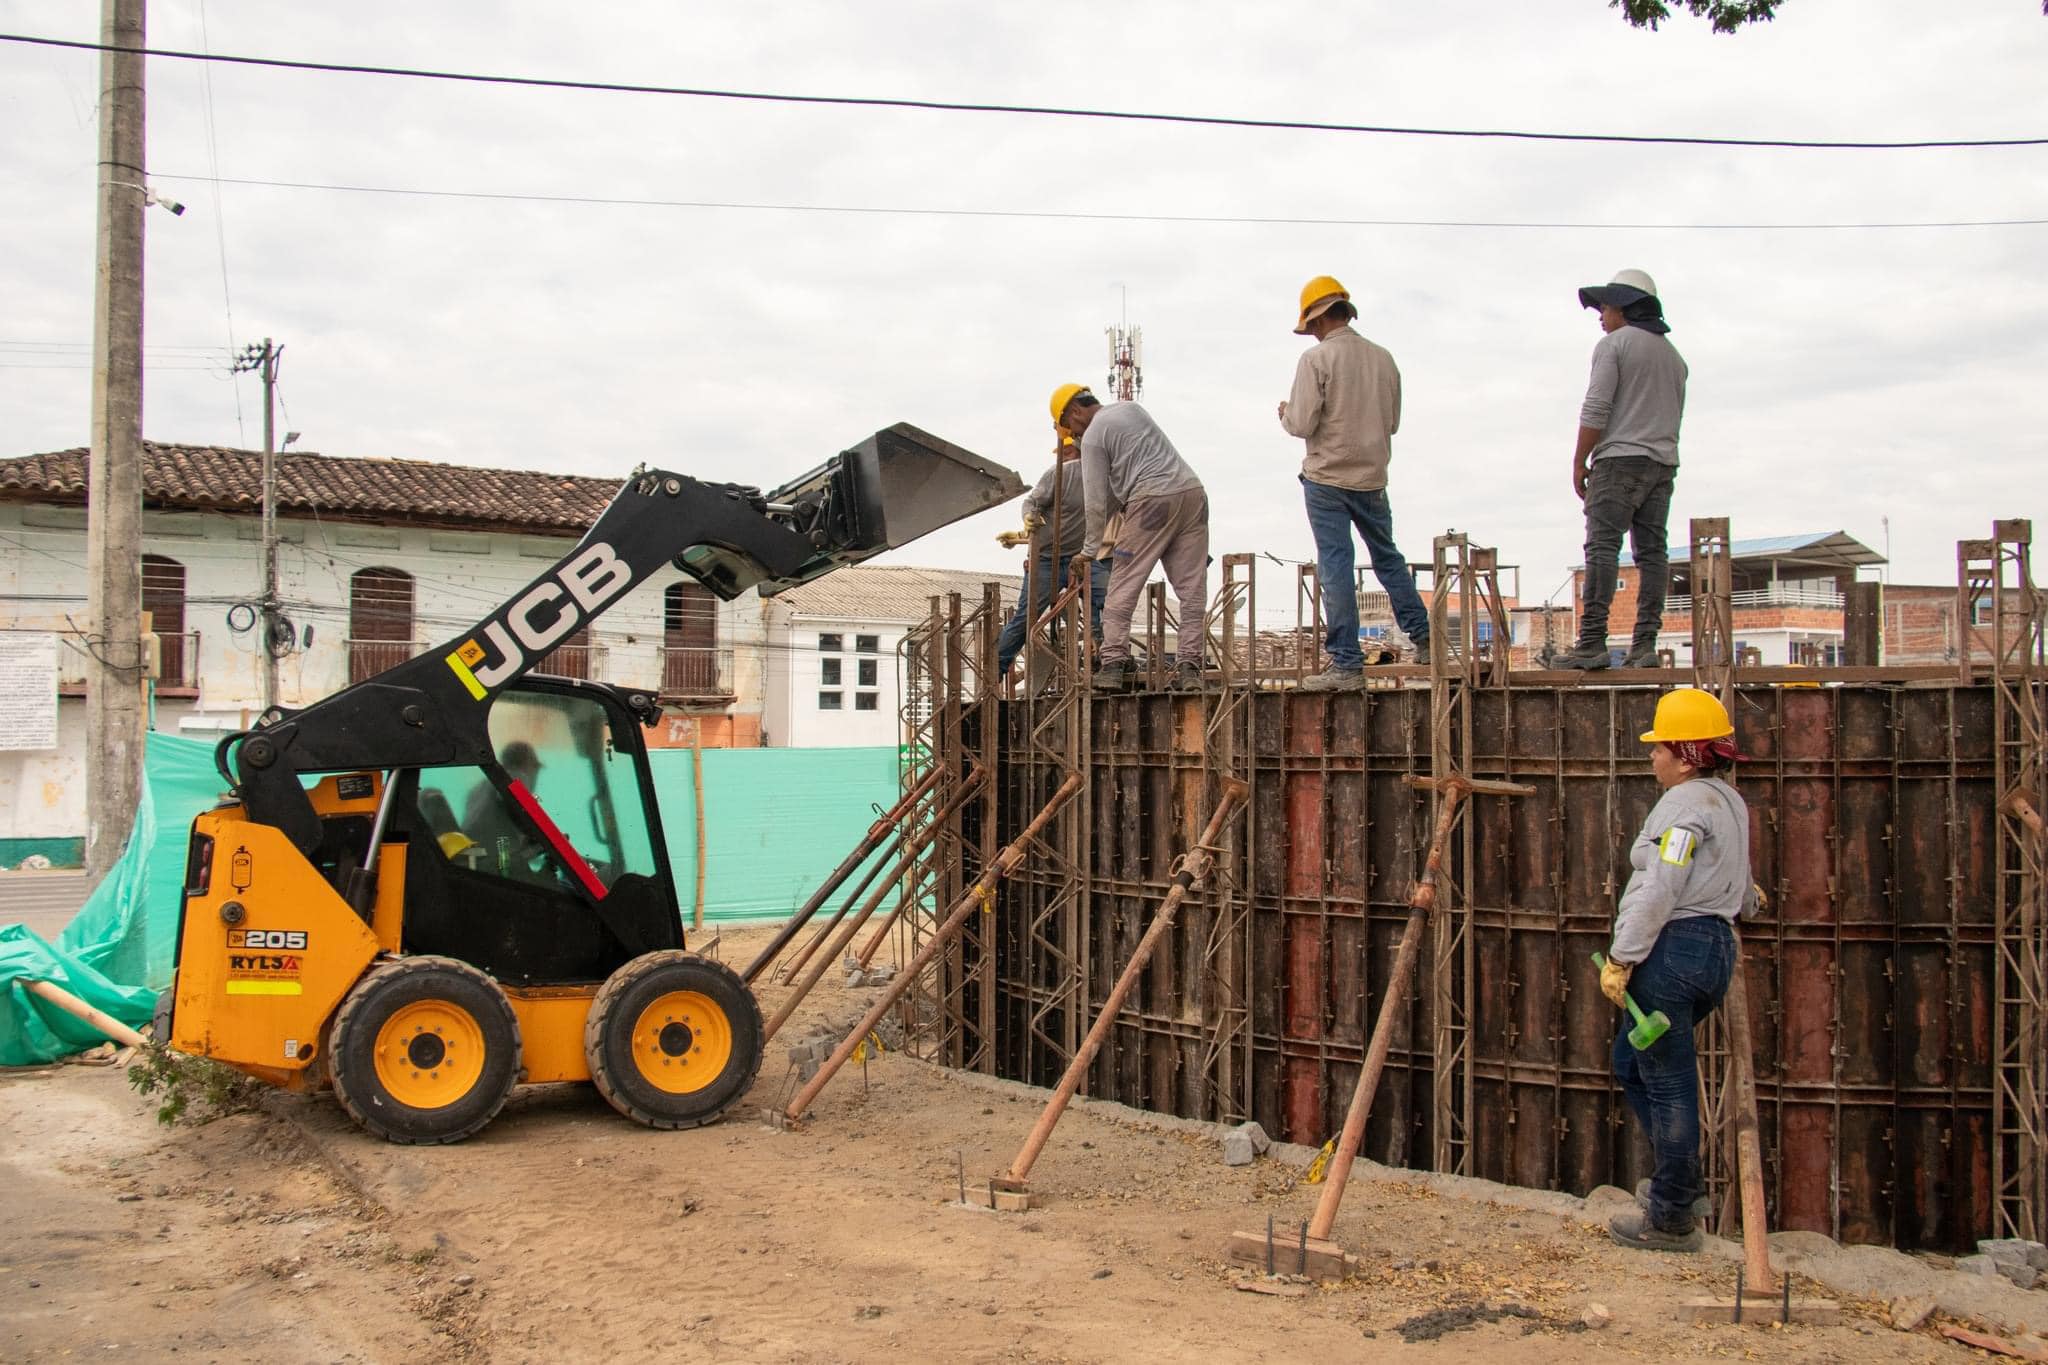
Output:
top-left (1619, 641), bottom-right (1662, 669)
top-left (1298, 665), bottom-right (1364, 693)
top-left (1634, 1178), bottom-right (1713, 1222)
top-left (1093, 659), bottom-right (1136, 692)
top-left (1412, 637), bottom-right (1432, 667)
top-left (1169, 662), bottom-right (1207, 693)
top-left (1551, 643), bottom-right (1612, 671)
top-left (1608, 1210), bottom-right (1703, 1252)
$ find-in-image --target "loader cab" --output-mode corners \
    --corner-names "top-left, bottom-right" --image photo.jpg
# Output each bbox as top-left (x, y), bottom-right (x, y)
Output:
top-left (393, 677), bottom-right (687, 986)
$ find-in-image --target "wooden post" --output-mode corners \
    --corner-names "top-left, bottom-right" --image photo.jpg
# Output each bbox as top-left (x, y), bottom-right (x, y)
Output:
top-left (25, 979), bottom-right (150, 1050)
top-left (690, 734), bottom-right (706, 931)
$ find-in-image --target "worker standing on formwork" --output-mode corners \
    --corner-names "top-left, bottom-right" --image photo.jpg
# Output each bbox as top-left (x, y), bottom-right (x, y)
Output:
top-left (1557, 268), bottom-right (1689, 671)
top-left (1053, 384), bottom-right (1210, 693)
top-left (993, 432), bottom-right (1109, 678)
top-left (1278, 275), bottom-right (1431, 687)
top-left (1601, 687), bottom-right (1752, 1252)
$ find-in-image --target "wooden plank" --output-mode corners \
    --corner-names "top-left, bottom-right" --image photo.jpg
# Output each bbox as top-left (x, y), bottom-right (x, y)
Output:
top-left (1686, 1297), bottom-right (1841, 1326)
top-left (1223, 1228), bottom-right (1356, 1282)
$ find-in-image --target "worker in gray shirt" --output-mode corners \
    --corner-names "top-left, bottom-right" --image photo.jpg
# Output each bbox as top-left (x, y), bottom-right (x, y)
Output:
top-left (1053, 384), bottom-right (1209, 692)
top-left (993, 433), bottom-right (1108, 677)
top-left (1556, 268), bottom-right (1689, 671)
top-left (1601, 688), bottom-right (1753, 1253)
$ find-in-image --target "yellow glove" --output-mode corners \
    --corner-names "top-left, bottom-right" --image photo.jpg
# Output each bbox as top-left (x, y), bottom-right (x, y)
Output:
top-left (1600, 959), bottom-right (1632, 1009)
top-left (996, 528), bottom-right (1031, 549)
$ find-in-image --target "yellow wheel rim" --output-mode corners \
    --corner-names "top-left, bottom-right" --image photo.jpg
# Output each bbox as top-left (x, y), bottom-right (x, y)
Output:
top-left (373, 1000), bottom-right (487, 1108)
top-left (630, 990), bottom-right (732, 1095)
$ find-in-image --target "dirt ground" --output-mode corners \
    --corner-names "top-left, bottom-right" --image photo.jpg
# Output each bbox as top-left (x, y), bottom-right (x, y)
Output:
top-left (0, 923), bottom-right (1989, 1363)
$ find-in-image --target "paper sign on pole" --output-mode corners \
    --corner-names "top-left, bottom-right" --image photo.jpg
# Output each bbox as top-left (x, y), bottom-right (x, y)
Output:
top-left (0, 633), bottom-right (60, 751)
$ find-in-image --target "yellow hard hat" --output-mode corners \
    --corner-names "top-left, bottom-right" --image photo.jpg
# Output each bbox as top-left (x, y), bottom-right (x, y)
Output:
top-left (1049, 382), bottom-right (1092, 432)
top-left (1295, 275), bottom-right (1349, 334)
top-left (1639, 688), bottom-right (1734, 743)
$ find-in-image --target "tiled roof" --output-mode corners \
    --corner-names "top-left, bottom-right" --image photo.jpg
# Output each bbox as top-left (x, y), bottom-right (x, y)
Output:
top-left (771, 564), bottom-right (1022, 625)
top-left (0, 443), bottom-right (621, 533)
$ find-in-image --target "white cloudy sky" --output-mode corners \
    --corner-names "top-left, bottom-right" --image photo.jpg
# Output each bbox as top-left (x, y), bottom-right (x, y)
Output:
top-left (3, 0), bottom-right (2044, 621)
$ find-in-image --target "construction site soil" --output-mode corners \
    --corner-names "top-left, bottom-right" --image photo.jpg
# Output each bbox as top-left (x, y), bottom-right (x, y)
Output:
top-left (0, 924), bottom-right (2017, 1363)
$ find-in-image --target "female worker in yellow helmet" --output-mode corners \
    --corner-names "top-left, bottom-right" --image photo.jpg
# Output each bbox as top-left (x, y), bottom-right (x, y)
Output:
top-left (1602, 687), bottom-right (1755, 1253)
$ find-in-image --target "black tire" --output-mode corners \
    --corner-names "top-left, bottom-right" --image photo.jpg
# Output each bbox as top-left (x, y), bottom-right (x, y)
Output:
top-left (329, 956), bottom-right (522, 1145)
top-left (585, 951), bottom-right (764, 1130)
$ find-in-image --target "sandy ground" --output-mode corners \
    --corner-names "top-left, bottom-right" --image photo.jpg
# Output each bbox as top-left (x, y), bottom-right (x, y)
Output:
top-left (0, 923), bottom-right (1991, 1363)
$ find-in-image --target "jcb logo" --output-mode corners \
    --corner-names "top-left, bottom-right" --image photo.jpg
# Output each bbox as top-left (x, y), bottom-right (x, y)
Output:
top-left (228, 929), bottom-right (308, 950)
top-left (446, 541), bottom-right (632, 698)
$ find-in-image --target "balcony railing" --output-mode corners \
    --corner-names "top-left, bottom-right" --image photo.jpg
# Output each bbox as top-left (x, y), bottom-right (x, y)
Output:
top-left (535, 642), bottom-right (607, 681)
top-left (347, 637), bottom-right (426, 684)
top-left (154, 629), bottom-right (201, 690)
top-left (1665, 586), bottom-right (1846, 614)
top-left (661, 645), bottom-right (734, 699)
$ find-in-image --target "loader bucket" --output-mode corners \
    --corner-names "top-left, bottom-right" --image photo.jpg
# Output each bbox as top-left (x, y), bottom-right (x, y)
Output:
top-left (679, 423), bottom-right (1024, 598)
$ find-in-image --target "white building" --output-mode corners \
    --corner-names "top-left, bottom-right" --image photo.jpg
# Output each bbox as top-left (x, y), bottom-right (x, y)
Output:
top-left (0, 442), bottom-right (763, 864)
top-left (761, 566), bottom-right (1018, 749)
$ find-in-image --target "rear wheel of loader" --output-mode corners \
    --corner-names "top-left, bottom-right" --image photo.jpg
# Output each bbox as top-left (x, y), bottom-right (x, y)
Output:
top-left (585, 951), bottom-right (763, 1129)
top-left (329, 956), bottom-right (522, 1144)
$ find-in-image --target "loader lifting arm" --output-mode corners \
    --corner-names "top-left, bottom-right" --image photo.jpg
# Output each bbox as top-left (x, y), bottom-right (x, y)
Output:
top-left (221, 423), bottom-right (1022, 858)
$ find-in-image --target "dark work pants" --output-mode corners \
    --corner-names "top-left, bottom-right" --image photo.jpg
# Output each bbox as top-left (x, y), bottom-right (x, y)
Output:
top-left (1612, 915), bottom-right (1736, 1233)
top-left (1579, 455), bottom-right (1677, 650)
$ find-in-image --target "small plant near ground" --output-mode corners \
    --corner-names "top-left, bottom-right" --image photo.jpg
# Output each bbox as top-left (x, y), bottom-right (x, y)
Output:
top-left (126, 1043), bottom-right (266, 1125)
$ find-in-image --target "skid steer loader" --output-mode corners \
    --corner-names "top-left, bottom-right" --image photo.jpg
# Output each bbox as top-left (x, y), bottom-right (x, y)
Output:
top-left (158, 425), bottom-right (1020, 1143)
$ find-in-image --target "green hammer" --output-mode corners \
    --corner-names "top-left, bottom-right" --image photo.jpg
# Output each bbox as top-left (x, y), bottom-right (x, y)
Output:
top-left (1592, 952), bottom-right (1672, 1050)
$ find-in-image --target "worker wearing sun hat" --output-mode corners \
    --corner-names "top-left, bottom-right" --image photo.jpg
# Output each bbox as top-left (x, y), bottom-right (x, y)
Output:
top-left (1603, 687), bottom-right (1754, 1254)
top-left (1556, 268), bottom-right (1690, 672)
top-left (1277, 275), bottom-right (1429, 689)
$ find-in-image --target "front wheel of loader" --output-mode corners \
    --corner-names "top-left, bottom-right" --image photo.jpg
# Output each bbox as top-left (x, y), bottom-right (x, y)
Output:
top-left (329, 956), bottom-right (522, 1144)
top-left (585, 951), bottom-right (763, 1129)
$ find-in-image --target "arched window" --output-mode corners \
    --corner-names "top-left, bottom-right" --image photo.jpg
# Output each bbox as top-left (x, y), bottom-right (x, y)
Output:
top-left (349, 567), bottom-right (415, 683)
top-left (141, 554), bottom-right (189, 688)
top-left (662, 582), bottom-right (723, 696)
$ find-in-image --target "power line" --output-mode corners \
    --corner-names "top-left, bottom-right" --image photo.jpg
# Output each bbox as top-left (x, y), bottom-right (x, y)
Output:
top-left (4, 31), bottom-right (2043, 152)
top-left (149, 174), bottom-right (2048, 233)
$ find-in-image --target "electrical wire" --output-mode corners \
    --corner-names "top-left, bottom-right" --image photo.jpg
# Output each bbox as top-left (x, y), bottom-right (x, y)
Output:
top-left (4, 31), bottom-right (2043, 151)
top-left (147, 174), bottom-right (2048, 232)
top-left (192, 0), bottom-right (248, 445)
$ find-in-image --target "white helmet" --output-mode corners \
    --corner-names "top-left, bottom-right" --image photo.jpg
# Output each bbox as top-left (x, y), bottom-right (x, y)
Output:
top-left (1609, 268), bottom-right (1658, 296)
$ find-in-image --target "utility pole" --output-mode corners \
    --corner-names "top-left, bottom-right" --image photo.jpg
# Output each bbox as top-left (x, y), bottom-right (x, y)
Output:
top-left (234, 338), bottom-right (283, 711)
top-left (83, 0), bottom-right (147, 884)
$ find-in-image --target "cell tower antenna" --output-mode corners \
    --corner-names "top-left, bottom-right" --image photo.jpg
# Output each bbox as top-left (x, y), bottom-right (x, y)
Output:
top-left (1105, 285), bottom-right (1143, 402)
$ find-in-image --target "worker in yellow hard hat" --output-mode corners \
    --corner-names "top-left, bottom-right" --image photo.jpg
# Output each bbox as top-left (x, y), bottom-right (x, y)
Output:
top-left (1052, 382), bottom-right (1210, 692)
top-left (1278, 275), bottom-right (1430, 690)
top-left (1602, 687), bottom-right (1754, 1254)
top-left (993, 428), bottom-right (1108, 677)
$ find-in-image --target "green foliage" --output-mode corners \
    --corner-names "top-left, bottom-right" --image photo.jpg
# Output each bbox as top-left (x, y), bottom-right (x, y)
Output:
top-left (1611, 0), bottom-right (1784, 31)
top-left (126, 1044), bottom-right (266, 1126)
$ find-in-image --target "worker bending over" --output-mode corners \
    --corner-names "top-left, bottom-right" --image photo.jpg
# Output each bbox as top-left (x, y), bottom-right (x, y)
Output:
top-left (1601, 687), bottom-right (1751, 1252)
top-left (1558, 268), bottom-right (1688, 671)
top-left (994, 432), bottom-right (1109, 678)
top-left (1054, 384), bottom-right (1209, 692)
top-left (1279, 275), bottom-right (1430, 687)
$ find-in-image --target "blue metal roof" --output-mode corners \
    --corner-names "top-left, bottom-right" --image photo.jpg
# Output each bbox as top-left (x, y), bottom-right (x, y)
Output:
top-left (1617, 530), bottom-right (1883, 569)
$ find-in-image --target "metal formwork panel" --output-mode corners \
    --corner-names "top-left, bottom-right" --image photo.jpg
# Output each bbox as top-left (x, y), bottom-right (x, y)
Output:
top-left (957, 678), bottom-right (2024, 1252)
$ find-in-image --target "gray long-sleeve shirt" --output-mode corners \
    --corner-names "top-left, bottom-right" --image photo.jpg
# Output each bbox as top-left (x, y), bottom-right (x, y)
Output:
top-left (1077, 402), bottom-right (1202, 559)
top-left (1023, 458), bottom-right (1086, 559)
top-left (1579, 327), bottom-right (1688, 467)
top-left (1610, 775), bottom-right (1754, 965)
top-left (1279, 325), bottom-right (1402, 491)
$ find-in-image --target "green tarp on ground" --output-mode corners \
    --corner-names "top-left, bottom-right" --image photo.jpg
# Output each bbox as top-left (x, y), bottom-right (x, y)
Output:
top-left (0, 734), bottom-right (903, 1064)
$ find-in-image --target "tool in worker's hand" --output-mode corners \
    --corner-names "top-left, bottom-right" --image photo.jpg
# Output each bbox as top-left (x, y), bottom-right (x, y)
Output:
top-left (1592, 952), bottom-right (1671, 1050)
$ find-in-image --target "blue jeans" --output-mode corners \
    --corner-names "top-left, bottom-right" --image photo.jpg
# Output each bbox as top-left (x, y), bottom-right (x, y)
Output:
top-left (995, 551), bottom-right (1108, 674)
top-left (1612, 915), bottom-right (1736, 1232)
top-left (1301, 478), bottom-right (1429, 669)
top-left (1579, 455), bottom-right (1676, 650)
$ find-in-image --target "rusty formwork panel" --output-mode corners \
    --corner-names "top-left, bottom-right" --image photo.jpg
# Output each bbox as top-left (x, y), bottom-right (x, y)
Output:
top-left (965, 679), bottom-right (2025, 1252)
